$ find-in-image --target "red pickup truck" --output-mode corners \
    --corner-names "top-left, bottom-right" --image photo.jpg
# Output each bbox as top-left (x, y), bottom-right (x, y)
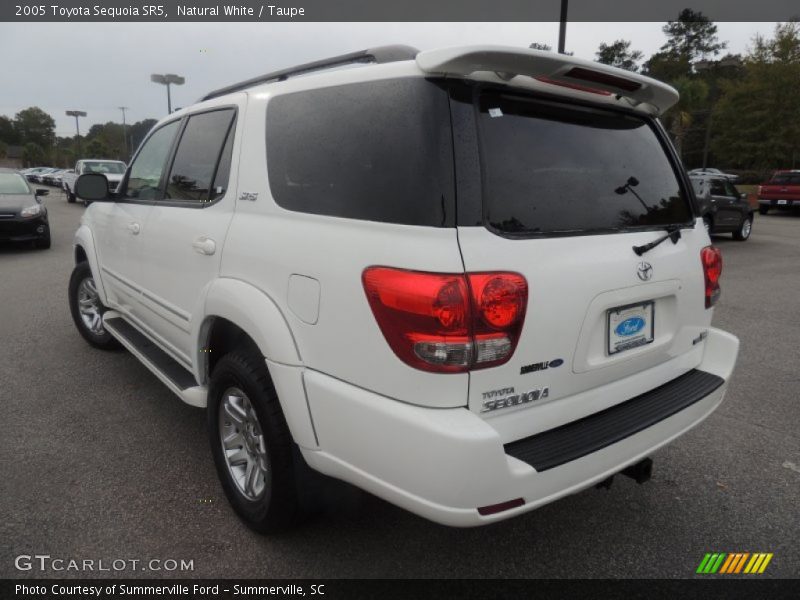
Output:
top-left (758, 170), bottom-right (800, 214)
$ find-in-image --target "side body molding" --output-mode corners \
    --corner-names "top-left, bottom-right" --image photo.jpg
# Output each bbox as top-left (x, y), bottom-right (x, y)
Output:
top-left (73, 224), bottom-right (109, 304)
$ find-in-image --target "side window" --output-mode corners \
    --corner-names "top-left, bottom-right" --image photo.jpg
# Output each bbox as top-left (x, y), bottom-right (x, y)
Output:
top-left (724, 180), bottom-right (739, 197)
top-left (164, 109), bottom-right (235, 204)
top-left (709, 179), bottom-right (727, 196)
top-left (266, 79), bottom-right (455, 227)
top-left (126, 120), bottom-right (180, 200)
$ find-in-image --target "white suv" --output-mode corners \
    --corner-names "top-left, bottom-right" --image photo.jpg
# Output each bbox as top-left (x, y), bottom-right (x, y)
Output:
top-left (68, 45), bottom-right (739, 532)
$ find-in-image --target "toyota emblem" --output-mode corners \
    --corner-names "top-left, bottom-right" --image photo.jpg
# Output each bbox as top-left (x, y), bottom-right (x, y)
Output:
top-left (637, 261), bottom-right (653, 281)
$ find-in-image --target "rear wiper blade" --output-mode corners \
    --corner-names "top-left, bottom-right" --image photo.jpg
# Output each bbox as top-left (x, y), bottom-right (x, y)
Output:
top-left (632, 226), bottom-right (682, 256)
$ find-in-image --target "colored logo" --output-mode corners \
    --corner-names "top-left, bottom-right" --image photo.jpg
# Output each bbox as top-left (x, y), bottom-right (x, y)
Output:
top-left (615, 317), bottom-right (646, 337)
top-left (696, 552), bottom-right (773, 575)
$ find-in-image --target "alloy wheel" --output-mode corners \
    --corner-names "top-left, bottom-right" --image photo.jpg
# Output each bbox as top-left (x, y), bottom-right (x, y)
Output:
top-left (219, 387), bottom-right (269, 500)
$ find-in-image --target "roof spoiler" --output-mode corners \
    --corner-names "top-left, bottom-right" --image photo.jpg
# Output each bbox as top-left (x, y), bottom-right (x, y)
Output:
top-left (416, 45), bottom-right (679, 115)
top-left (200, 45), bottom-right (419, 101)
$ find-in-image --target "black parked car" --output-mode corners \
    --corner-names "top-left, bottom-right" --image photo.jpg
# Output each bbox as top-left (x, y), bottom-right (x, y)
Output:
top-left (690, 174), bottom-right (754, 241)
top-left (0, 168), bottom-right (51, 249)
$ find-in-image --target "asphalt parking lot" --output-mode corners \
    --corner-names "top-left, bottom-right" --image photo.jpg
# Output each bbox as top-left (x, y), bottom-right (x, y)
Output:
top-left (1, 188), bottom-right (798, 579)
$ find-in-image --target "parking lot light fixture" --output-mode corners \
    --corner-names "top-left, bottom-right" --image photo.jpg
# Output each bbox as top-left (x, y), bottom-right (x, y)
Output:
top-left (151, 73), bottom-right (185, 114)
top-left (65, 110), bottom-right (87, 158)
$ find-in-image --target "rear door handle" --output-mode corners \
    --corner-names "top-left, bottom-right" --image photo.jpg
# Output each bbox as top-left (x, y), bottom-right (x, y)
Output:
top-left (192, 236), bottom-right (216, 255)
top-left (128, 222), bottom-right (141, 235)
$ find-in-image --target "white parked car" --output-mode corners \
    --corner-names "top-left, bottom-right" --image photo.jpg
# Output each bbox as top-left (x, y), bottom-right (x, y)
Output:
top-left (68, 45), bottom-right (739, 532)
top-left (62, 159), bottom-right (127, 204)
top-left (688, 168), bottom-right (738, 182)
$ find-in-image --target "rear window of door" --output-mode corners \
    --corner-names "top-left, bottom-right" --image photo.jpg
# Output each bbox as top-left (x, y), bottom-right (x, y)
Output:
top-left (476, 92), bottom-right (693, 236)
top-left (164, 108), bottom-right (236, 204)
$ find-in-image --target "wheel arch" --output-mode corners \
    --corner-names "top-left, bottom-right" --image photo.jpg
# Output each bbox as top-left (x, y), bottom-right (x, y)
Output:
top-left (73, 225), bottom-right (109, 304)
top-left (198, 283), bottom-right (316, 449)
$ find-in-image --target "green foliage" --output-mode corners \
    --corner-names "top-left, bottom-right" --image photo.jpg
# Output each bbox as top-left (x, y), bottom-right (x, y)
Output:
top-left (660, 9), bottom-right (727, 62)
top-left (712, 22), bottom-right (800, 169)
top-left (14, 107), bottom-right (56, 150)
top-left (663, 77), bottom-right (709, 158)
top-left (596, 40), bottom-right (643, 72)
top-left (22, 142), bottom-right (46, 167)
top-left (0, 115), bottom-right (20, 145)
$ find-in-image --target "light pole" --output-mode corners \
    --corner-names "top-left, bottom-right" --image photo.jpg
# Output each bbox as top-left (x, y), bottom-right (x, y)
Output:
top-left (150, 73), bottom-right (185, 114)
top-left (558, 0), bottom-right (568, 54)
top-left (119, 106), bottom-right (129, 160)
top-left (65, 110), bottom-right (87, 158)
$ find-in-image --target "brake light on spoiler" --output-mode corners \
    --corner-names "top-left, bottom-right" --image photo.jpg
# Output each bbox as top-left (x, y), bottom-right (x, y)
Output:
top-left (362, 267), bottom-right (528, 373)
top-left (416, 45), bottom-right (679, 115)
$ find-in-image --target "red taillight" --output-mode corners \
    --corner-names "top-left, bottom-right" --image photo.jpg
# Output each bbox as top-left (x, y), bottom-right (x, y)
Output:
top-left (535, 75), bottom-right (612, 96)
top-left (701, 246), bottom-right (722, 308)
top-left (564, 67), bottom-right (642, 92)
top-left (362, 267), bottom-right (528, 373)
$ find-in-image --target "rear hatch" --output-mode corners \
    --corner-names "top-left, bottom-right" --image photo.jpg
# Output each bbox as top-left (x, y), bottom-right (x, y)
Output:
top-left (453, 87), bottom-right (714, 435)
top-left (759, 172), bottom-right (800, 202)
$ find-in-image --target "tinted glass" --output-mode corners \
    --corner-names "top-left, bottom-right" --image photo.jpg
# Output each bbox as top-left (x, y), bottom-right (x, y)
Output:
top-left (267, 78), bottom-right (454, 226)
top-left (126, 120), bottom-right (180, 200)
top-left (769, 173), bottom-right (800, 185)
top-left (724, 180), bottom-right (739, 197)
top-left (0, 173), bottom-right (31, 194)
top-left (165, 109), bottom-right (235, 203)
top-left (477, 92), bottom-right (692, 235)
top-left (710, 179), bottom-right (727, 196)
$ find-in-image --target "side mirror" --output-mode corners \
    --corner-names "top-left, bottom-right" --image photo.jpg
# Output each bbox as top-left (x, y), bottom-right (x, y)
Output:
top-left (75, 173), bottom-right (110, 202)
top-left (35, 188), bottom-right (49, 197)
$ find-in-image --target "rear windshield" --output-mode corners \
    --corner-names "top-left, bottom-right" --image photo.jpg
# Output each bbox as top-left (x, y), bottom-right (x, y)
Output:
top-left (84, 162), bottom-right (126, 174)
top-left (477, 92), bottom-right (692, 235)
top-left (769, 173), bottom-right (800, 185)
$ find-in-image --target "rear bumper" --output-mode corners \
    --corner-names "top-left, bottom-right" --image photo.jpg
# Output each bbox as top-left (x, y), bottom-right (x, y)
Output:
top-left (301, 327), bottom-right (738, 527)
top-left (759, 198), bottom-right (800, 207)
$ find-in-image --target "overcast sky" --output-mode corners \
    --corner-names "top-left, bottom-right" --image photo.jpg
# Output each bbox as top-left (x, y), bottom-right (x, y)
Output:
top-left (0, 22), bottom-right (778, 137)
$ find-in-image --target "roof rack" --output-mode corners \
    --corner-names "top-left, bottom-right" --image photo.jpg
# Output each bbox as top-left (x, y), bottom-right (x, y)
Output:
top-left (200, 45), bottom-right (419, 101)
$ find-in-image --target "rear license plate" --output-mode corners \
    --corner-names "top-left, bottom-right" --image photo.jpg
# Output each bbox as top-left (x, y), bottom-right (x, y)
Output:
top-left (778, 199), bottom-right (788, 205)
top-left (607, 301), bottom-right (655, 355)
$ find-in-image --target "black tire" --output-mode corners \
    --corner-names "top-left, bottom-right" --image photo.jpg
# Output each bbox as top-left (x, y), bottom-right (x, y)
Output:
top-left (208, 350), bottom-right (300, 533)
top-left (68, 262), bottom-right (120, 350)
top-left (34, 228), bottom-right (51, 249)
top-left (733, 215), bottom-right (753, 241)
top-left (758, 205), bottom-right (769, 215)
top-left (66, 187), bottom-right (76, 203)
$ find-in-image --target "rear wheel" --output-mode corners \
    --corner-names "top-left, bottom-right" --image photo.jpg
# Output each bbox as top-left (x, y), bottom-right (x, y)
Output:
top-left (208, 350), bottom-right (300, 533)
top-left (68, 262), bottom-right (120, 349)
top-left (758, 205), bottom-right (769, 215)
top-left (733, 215), bottom-right (753, 241)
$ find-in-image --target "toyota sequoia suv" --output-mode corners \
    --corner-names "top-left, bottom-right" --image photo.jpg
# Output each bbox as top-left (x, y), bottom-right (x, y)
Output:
top-left (68, 45), bottom-right (739, 532)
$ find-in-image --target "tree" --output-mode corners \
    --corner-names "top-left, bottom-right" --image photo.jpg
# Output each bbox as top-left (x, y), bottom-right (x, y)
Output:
top-left (596, 40), bottom-right (643, 72)
top-left (22, 142), bottom-right (46, 167)
top-left (14, 107), bottom-right (56, 150)
top-left (660, 9), bottom-right (727, 63)
top-left (0, 115), bottom-right (20, 145)
top-left (712, 22), bottom-right (800, 169)
top-left (663, 77), bottom-right (709, 158)
top-left (128, 119), bottom-right (158, 152)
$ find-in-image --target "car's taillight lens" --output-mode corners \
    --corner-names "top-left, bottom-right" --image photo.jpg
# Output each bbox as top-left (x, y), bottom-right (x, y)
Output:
top-left (701, 246), bottom-right (722, 308)
top-left (362, 267), bottom-right (528, 373)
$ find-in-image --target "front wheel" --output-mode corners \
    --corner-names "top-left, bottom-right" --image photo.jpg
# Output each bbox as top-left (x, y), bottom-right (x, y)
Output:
top-left (208, 351), bottom-right (300, 533)
top-left (66, 186), bottom-right (76, 203)
top-left (733, 215), bottom-right (753, 241)
top-left (68, 262), bottom-right (120, 349)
